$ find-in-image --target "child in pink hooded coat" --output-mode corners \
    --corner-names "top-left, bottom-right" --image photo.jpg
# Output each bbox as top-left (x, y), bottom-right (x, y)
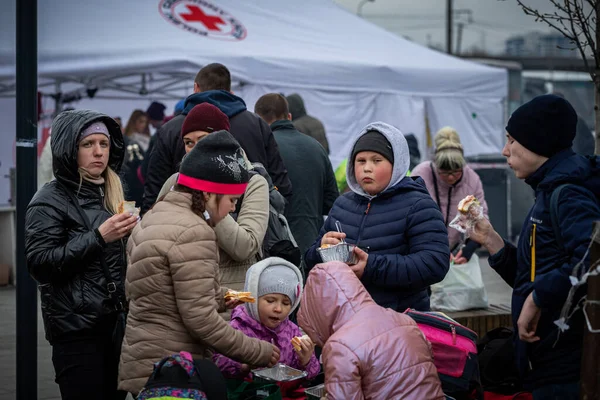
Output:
top-left (214, 257), bottom-right (320, 379)
top-left (298, 261), bottom-right (445, 400)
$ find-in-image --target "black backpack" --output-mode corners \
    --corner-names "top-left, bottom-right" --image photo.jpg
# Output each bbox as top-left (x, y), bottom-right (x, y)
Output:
top-left (234, 163), bottom-right (301, 266)
top-left (477, 327), bottom-right (522, 395)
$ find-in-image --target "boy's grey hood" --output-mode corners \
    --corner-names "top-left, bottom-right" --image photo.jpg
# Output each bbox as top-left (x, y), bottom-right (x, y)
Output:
top-left (346, 122), bottom-right (410, 198)
top-left (243, 257), bottom-right (303, 321)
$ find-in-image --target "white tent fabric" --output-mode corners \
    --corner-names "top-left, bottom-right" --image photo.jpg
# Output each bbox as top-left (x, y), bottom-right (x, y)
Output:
top-left (0, 0), bottom-right (508, 204)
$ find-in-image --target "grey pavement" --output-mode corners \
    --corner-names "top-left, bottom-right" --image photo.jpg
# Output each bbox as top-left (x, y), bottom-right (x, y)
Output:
top-left (0, 255), bottom-right (512, 400)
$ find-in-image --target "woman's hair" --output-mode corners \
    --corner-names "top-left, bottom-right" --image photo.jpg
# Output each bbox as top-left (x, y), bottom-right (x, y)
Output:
top-left (103, 167), bottom-right (125, 214)
top-left (123, 109), bottom-right (148, 137)
top-left (77, 166), bottom-right (124, 214)
top-left (173, 184), bottom-right (208, 216)
top-left (434, 126), bottom-right (466, 171)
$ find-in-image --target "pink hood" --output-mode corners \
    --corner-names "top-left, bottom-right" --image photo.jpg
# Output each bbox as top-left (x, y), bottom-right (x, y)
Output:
top-left (298, 262), bottom-right (444, 400)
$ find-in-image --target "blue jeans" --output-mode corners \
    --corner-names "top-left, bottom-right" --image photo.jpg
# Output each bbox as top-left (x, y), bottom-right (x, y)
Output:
top-left (532, 383), bottom-right (579, 400)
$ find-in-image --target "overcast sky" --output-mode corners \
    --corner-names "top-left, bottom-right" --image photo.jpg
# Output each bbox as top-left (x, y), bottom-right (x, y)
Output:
top-left (333, 0), bottom-right (561, 54)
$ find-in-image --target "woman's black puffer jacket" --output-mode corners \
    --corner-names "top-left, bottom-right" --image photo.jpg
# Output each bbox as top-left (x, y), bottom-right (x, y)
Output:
top-left (25, 110), bottom-right (126, 344)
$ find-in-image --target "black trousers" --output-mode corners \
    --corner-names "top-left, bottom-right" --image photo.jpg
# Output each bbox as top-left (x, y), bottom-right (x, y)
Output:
top-left (51, 335), bottom-right (127, 400)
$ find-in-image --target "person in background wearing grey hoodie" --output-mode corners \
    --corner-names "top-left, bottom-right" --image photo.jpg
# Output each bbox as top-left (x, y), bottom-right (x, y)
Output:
top-left (304, 122), bottom-right (450, 312)
top-left (286, 93), bottom-right (330, 154)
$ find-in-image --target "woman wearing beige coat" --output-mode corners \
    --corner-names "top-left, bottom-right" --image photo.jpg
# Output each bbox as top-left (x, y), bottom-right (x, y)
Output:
top-left (119, 130), bottom-right (278, 395)
top-left (157, 103), bottom-right (269, 292)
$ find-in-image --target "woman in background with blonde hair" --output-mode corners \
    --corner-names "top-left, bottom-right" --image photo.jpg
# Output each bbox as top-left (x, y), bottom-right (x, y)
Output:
top-left (411, 126), bottom-right (489, 264)
top-left (25, 110), bottom-right (137, 400)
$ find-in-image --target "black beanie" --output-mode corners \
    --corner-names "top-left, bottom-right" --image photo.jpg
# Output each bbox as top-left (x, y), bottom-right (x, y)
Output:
top-left (506, 94), bottom-right (577, 157)
top-left (352, 130), bottom-right (394, 164)
top-left (177, 130), bottom-right (249, 195)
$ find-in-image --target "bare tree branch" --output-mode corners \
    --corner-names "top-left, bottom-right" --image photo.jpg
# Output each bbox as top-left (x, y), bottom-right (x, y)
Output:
top-left (565, 0), bottom-right (594, 74)
top-left (515, 0), bottom-right (577, 40)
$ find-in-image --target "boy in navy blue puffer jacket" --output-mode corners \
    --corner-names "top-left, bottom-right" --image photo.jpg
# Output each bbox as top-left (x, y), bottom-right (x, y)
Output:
top-left (304, 122), bottom-right (450, 312)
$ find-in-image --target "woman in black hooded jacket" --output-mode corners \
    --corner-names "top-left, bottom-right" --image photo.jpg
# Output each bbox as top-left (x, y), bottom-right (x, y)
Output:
top-left (25, 110), bottom-right (138, 400)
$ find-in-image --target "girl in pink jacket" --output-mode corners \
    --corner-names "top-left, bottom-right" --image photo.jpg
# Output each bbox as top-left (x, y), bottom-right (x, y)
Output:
top-left (214, 257), bottom-right (320, 379)
top-left (298, 262), bottom-right (445, 400)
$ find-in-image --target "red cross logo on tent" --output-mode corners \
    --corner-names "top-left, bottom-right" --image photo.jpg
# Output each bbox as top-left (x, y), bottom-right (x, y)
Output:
top-left (180, 5), bottom-right (224, 31)
top-left (159, 0), bottom-right (247, 41)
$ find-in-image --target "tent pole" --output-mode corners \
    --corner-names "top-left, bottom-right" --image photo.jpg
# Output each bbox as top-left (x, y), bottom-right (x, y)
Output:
top-left (15, 0), bottom-right (38, 398)
top-left (446, 0), bottom-right (453, 54)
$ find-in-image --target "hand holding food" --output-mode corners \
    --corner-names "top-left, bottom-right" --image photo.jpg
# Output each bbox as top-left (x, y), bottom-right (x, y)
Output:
top-left (449, 195), bottom-right (485, 237)
top-left (291, 334), bottom-right (315, 367)
top-left (98, 212), bottom-right (138, 243)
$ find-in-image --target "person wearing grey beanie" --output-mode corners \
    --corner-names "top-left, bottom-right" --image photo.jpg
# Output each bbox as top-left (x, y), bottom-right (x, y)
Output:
top-left (213, 258), bottom-right (321, 380)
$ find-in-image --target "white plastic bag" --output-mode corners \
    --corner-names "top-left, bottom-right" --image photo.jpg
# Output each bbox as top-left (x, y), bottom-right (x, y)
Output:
top-left (430, 253), bottom-right (489, 312)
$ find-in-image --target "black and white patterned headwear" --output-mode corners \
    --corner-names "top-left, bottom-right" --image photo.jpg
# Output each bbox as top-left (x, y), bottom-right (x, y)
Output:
top-left (177, 130), bottom-right (249, 195)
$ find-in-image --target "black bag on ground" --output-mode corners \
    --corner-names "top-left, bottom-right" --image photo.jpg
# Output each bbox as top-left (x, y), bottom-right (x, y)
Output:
top-left (477, 327), bottom-right (522, 395)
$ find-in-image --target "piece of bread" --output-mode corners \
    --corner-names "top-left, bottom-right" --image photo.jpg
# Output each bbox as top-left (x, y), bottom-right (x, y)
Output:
top-left (224, 290), bottom-right (255, 303)
top-left (457, 195), bottom-right (478, 214)
top-left (291, 334), bottom-right (311, 352)
top-left (118, 200), bottom-right (140, 217)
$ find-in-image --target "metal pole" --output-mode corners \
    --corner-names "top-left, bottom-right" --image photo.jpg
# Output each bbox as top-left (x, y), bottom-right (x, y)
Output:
top-left (581, 222), bottom-right (600, 400)
top-left (455, 22), bottom-right (464, 55)
top-left (16, 0), bottom-right (38, 398)
top-left (446, 0), bottom-right (453, 54)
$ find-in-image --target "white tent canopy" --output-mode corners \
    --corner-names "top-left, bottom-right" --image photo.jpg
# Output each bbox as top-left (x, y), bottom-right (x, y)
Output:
top-left (0, 0), bottom-right (508, 204)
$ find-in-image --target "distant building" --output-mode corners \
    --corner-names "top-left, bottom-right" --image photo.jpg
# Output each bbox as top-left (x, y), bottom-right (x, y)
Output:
top-left (505, 32), bottom-right (576, 58)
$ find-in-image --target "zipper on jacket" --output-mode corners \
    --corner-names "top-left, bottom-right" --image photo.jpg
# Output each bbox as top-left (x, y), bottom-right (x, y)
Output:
top-left (355, 200), bottom-right (372, 245)
top-left (99, 186), bottom-right (104, 199)
top-left (408, 310), bottom-right (478, 342)
top-left (120, 238), bottom-right (127, 279)
top-left (530, 223), bottom-right (537, 282)
top-left (451, 325), bottom-right (457, 345)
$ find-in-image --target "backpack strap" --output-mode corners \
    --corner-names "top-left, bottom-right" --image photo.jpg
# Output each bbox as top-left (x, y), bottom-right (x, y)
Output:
top-left (549, 183), bottom-right (597, 253)
top-left (549, 184), bottom-right (571, 252)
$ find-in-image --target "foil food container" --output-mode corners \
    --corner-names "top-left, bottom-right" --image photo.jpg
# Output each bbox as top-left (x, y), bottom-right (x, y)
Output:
top-left (317, 243), bottom-right (357, 264)
top-left (252, 363), bottom-right (308, 382)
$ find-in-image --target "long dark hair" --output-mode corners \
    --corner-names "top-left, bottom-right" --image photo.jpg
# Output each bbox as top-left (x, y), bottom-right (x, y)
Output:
top-left (173, 184), bottom-right (207, 217)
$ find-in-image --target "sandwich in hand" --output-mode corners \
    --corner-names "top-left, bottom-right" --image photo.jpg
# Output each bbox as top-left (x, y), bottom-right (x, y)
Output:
top-left (118, 200), bottom-right (140, 217)
top-left (457, 195), bottom-right (479, 215)
top-left (291, 334), bottom-right (311, 352)
top-left (224, 290), bottom-right (255, 303)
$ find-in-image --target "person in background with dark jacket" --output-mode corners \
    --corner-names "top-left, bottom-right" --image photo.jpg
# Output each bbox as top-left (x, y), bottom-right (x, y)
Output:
top-left (286, 93), bottom-right (330, 154)
top-left (469, 95), bottom-right (600, 399)
top-left (254, 93), bottom-right (338, 258)
top-left (304, 122), bottom-right (450, 312)
top-left (146, 101), bottom-right (166, 134)
top-left (404, 133), bottom-right (421, 170)
top-left (141, 63), bottom-right (292, 214)
top-left (25, 110), bottom-right (138, 400)
top-left (139, 100), bottom-right (185, 184)
top-left (122, 109), bottom-right (150, 206)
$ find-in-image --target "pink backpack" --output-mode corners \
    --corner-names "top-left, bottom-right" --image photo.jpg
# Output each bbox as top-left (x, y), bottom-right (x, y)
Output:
top-left (405, 309), bottom-right (482, 399)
